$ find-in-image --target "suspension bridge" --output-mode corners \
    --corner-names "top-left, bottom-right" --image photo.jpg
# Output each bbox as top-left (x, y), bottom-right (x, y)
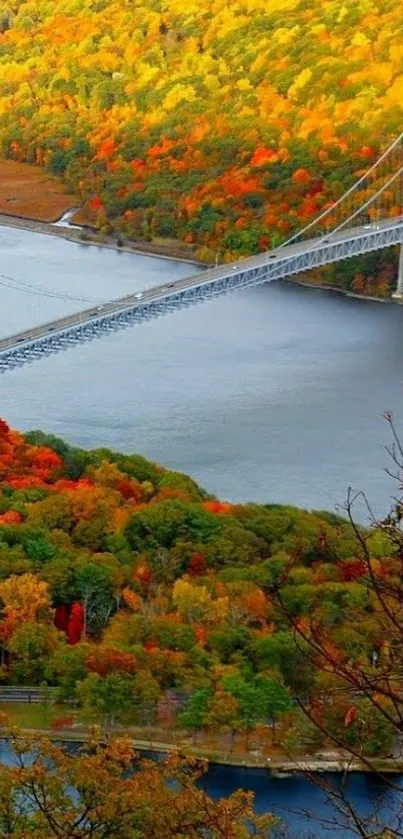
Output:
top-left (1, 130), bottom-right (403, 375)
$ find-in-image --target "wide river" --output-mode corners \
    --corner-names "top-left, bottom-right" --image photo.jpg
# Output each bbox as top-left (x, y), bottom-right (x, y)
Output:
top-left (1, 224), bottom-right (403, 518)
top-left (1, 225), bottom-right (403, 830)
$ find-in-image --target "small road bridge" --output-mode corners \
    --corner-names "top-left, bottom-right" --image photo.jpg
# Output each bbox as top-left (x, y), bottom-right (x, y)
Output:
top-left (1, 131), bottom-right (403, 374)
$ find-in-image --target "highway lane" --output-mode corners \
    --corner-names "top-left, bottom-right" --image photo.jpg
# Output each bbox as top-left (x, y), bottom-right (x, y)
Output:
top-left (0, 216), bottom-right (401, 353)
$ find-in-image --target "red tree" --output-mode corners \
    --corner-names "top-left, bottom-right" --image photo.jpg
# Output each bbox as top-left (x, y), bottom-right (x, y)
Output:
top-left (67, 602), bottom-right (84, 645)
top-left (87, 648), bottom-right (137, 676)
top-left (54, 604), bottom-right (70, 633)
top-left (188, 552), bottom-right (206, 576)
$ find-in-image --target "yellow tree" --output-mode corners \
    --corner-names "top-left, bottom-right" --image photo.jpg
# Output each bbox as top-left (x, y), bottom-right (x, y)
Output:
top-left (0, 725), bottom-right (276, 838)
top-left (172, 577), bottom-right (212, 623)
top-left (0, 573), bottom-right (54, 642)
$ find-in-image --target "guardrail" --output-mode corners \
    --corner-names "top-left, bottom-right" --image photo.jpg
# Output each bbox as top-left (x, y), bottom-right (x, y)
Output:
top-left (0, 687), bottom-right (58, 703)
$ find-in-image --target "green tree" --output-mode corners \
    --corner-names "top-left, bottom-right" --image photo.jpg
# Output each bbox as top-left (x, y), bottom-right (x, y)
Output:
top-left (257, 676), bottom-right (292, 735)
top-left (326, 698), bottom-right (395, 757)
top-left (48, 644), bottom-right (89, 701)
top-left (75, 559), bottom-right (119, 637)
top-left (223, 675), bottom-right (291, 747)
top-left (157, 471), bottom-right (205, 502)
top-left (134, 670), bottom-right (161, 730)
top-left (281, 708), bottom-right (325, 754)
top-left (77, 672), bottom-right (135, 729)
top-left (125, 500), bottom-right (221, 551)
top-left (204, 689), bottom-right (240, 753)
top-left (251, 631), bottom-right (314, 693)
top-left (222, 676), bottom-right (267, 747)
top-left (178, 687), bottom-right (212, 740)
top-left (9, 623), bottom-right (62, 684)
top-left (208, 626), bottom-right (252, 663)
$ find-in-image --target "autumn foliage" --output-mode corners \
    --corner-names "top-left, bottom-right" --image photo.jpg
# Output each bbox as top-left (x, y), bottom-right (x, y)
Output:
top-left (0, 727), bottom-right (274, 838)
top-left (0, 0), bottom-right (402, 278)
top-left (67, 602), bottom-right (84, 645)
top-left (0, 418), bottom-right (398, 758)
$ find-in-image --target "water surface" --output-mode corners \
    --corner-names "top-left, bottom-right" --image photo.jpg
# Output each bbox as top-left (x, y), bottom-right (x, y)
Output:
top-left (1, 225), bottom-right (403, 517)
top-left (0, 737), bottom-right (400, 837)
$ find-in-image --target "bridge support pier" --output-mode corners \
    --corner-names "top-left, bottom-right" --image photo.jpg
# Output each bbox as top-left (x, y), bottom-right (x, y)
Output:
top-left (392, 245), bottom-right (403, 299)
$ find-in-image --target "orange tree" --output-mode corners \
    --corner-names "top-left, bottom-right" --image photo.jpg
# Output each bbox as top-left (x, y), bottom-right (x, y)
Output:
top-left (0, 724), bottom-right (277, 838)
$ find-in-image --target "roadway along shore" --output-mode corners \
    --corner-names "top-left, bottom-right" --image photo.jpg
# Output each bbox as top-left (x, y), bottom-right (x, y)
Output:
top-left (1, 726), bottom-right (402, 775)
top-left (3, 689), bottom-right (402, 774)
top-left (0, 211), bottom-right (202, 266)
top-left (0, 691), bottom-right (402, 774)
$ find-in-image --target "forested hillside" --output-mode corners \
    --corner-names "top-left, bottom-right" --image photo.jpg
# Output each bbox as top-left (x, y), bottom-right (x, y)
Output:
top-left (0, 0), bottom-right (403, 286)
top-left (0, 418), bottom-right (397, 756)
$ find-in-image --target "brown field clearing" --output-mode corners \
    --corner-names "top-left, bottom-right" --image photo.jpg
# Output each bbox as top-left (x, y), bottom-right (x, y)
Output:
top-left (0, 160), bottom-right (75, 222)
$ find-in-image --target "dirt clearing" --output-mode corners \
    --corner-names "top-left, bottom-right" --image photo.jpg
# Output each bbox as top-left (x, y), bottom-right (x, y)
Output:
top-left (0, 159), bottom-right (75, 222)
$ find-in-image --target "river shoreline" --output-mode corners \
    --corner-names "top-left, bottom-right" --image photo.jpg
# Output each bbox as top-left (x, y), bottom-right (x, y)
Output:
top-left (0, 211), bottom-right (202, 267)
top-left (283, 276), bottom-right (396, 304)
top-left (0, 209), bottom-right (400, 304)
top-left (3, 726), bottom-right (402, 776)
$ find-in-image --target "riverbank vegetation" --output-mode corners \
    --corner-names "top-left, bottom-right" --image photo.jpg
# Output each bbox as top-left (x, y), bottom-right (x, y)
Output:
top-left (0, 0), bottom-right (403, 293)
top-left (0, 416), bottom-right (400, 771)
top-left (299, 247), bottom-right (400, 299)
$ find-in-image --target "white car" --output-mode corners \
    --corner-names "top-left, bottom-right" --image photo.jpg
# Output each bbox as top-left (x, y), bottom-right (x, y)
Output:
top-left (134, 292), bottom-right (143, 299)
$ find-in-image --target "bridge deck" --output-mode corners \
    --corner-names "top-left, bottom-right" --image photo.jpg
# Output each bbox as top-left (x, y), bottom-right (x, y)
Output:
top-left (0, 216), bottom-right (402, 372)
